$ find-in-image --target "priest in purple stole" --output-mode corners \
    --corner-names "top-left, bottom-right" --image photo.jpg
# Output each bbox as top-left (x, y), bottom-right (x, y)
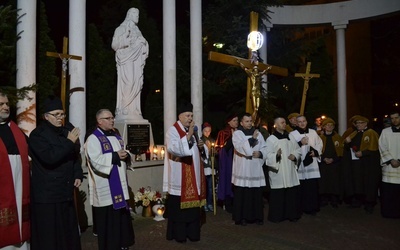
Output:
top-left (85, 109), bottom-right (135, 250)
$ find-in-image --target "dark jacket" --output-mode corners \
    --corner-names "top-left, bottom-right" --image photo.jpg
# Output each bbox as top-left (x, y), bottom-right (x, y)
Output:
top-left (29, 121), bottom-right (83, 203)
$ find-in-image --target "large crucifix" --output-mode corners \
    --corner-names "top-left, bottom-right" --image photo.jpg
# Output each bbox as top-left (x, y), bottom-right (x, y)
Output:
top-left (294, 62), bottom-right (320, 115)
top-left (46, 37), bottom-right (82, 109)
top-left (208, 12), bottom-right (288, 121)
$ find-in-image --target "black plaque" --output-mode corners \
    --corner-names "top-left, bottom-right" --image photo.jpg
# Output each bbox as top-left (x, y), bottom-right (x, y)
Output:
top-left (126, 124), bottom-right (150, 154)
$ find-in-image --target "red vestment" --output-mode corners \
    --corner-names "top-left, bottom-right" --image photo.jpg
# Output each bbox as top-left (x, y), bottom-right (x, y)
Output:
top-left (0, 121), bottom-right (30, 247)
top-left (173, 122), bottom-right (206, 209)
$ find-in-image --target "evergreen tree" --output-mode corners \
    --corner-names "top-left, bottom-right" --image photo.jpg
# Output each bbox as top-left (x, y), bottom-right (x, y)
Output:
top-left (0, 1), bottom-right (36, 114)
top-left (37, 0), bottom-right (59, 114)
top-left (86, 23), bottom-right (116, 129)
top-left (0, 2), bottom-right (18, 88)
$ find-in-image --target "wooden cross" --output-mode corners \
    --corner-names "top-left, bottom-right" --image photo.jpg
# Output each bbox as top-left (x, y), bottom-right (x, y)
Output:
top-left (294, 62), bottom-right (320, 115)
top-left (46, 37), bottom-right (82, 109)
top-left (208, 12), bottom-right (288, 121)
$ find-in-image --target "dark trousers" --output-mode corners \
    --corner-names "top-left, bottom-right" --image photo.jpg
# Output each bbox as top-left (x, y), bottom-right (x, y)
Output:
top-left (381, 182), bottom-right (400, 218)
top-left (93, 205), bottom-right (135, 250)
top-left (166, 195), bottom-right (202, 242)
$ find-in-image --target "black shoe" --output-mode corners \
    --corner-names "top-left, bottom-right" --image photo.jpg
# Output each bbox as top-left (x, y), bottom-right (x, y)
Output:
top-left (364, 206), bottom-right (373, 214)
top-left (175, 239), bottom-right (187, 243)
top-left (320, 201), bottom-right (328, 207)
top-left (305, 211), bottom-right (316, 216)
top-left (237, 219), bottom-right (247, 226)
top-left (234, 219), bottom-right (247, 226)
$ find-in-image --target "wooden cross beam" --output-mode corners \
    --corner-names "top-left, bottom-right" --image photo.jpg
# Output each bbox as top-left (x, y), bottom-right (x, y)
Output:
top-left (46, 37), bottom-right (82, 109)
top-left (208, 51), bottom-right (288, 77)
top-left (294, 62), bottom-right (320, 115)
top-left (208, 12), bottom-right (288, 121)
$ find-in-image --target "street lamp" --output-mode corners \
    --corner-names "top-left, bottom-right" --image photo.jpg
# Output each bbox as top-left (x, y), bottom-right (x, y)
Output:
top-left (247, 31), bottom-right (264, 51)
top-left (247, 31), bottom-right (264, 64)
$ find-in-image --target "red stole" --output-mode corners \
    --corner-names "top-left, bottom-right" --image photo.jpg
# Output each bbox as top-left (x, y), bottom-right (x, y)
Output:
top-left (215, 126), bottom-right (232, 147)
top-left (0, 121), bottom-right (30, 247)
top-left (173, 122), bottom-right (206, 209)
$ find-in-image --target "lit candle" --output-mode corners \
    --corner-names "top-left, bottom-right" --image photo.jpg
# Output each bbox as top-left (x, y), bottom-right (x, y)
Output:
top-left (152, 146), bottom-right (158, 160)
top-left (161, 147), bottom-right (165, 160)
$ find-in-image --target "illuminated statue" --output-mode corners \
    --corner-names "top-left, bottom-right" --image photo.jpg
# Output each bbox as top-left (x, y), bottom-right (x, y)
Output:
top-left (112, 8), bottom-right (149, 121)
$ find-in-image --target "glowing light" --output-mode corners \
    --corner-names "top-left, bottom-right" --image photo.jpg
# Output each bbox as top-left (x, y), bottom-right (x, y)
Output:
top-left (152, 200), bottom-right (165, 221)
top-left (152, 146), bottom-right (158, 161)
top-left (160, 147), bottom-right (165, 160)
top-left (247, 31), bottom-right (264, 51)
top-left (213, 43), bottom-right (224, 49)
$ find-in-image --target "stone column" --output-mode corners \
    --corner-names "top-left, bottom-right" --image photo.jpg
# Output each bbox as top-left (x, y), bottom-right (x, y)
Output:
top-left (259, 30), bottom-right (268, 95)
top-left (163, 0), bottom-right (176, 140)
top-left (69, 0), bottom-right (86, 151)
top-left (190, 0), bottom-right (203, 130)
top-left (16, 0), bottom-right (37, 134)
top-left (333, 21), bottom-right (348, 135)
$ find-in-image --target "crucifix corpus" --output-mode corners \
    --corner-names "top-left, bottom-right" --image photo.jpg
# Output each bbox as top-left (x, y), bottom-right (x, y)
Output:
top-left (208, 12), bottom-right (288, 122)
top-left (46, 36), bottom-right (82, 109)
top-left (294, 62), bottom-right (320, 115)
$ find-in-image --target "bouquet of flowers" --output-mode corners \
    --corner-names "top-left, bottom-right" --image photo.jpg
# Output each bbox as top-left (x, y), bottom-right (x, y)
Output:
top-left (134, 186), bottom-right (162, 207)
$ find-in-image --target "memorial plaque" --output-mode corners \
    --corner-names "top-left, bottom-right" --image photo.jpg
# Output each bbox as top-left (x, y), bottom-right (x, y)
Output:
top-left (126, 124), bottom-right (150, 154)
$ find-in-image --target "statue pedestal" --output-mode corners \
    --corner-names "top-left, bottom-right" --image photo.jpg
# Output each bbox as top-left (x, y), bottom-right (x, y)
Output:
top-left (114, 119), bottom-right (155, 159)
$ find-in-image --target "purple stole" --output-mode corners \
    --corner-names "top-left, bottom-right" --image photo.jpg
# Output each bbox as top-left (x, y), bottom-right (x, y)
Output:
top-left (92, 129), bottom-right (127, 210)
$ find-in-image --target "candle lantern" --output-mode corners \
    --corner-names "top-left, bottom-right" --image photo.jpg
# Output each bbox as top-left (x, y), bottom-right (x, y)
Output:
top-left (152, 199), bottom-right (165, 221)
top-left (152, 146), bottom-right (158, 160)
top-left (160, 147), bottom-right (165, 160)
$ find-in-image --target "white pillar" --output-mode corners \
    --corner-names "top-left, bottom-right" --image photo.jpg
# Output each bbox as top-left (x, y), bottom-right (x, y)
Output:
top-left (163, 0), bottom-right (176, 141)
top-left (190, 0), bottom-right (203, 130)
top-left (333, 21), bottom-right (348, 135)
top-left (16, 0), bottom-right (37, 134)
top-left (259, 30), bottom-right (268, 94)
top-left (69, 0), bottom-right (86, 152)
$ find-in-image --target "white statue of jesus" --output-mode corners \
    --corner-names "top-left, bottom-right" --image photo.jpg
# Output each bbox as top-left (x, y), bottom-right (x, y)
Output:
top-left (112, 8), bottom-right (149, 121)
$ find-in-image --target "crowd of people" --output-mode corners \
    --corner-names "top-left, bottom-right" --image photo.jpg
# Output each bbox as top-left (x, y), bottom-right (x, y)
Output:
top-left (227, 112), bottom-right (399, 224)
top-left (162, 105), bottom-right (400, 243)
top-left (2, 88), bottom-right (400, 248)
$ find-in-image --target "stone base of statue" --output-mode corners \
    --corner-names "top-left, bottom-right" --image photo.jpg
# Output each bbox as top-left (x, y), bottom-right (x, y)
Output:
top-left (114, 118), bottom-right (155, 160)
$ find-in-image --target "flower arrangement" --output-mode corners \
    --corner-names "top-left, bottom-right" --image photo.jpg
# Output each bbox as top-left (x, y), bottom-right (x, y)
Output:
top-left (134, 186), bottom-right (162, 207)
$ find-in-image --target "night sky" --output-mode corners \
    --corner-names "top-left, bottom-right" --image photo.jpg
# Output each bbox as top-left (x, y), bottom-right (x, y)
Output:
top-left (41, 1), bottom-right (400, 127)
top-left (42, 0), bottom-right (195, 51)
